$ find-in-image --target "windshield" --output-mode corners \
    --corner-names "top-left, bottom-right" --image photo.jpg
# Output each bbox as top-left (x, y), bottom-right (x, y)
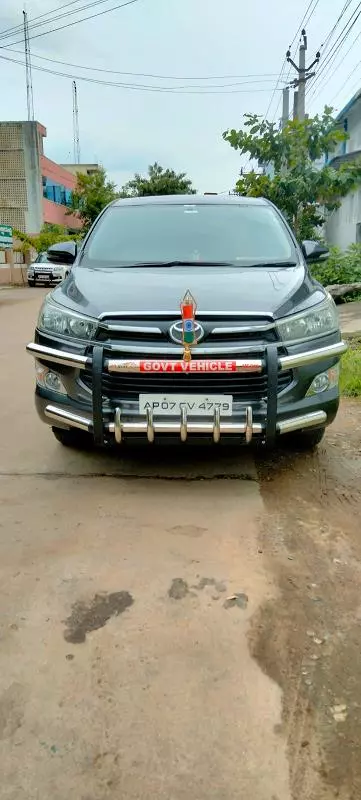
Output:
top-left (35, 252), bottom-right (49, 263)
top-left (81, 203), bottom-right (296, 267)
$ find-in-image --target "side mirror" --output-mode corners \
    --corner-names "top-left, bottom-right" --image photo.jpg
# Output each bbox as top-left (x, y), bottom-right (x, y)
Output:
top-left (47, 241), bottom-right (77, 265)
top-left (302, 240), bottom-right (329, 262)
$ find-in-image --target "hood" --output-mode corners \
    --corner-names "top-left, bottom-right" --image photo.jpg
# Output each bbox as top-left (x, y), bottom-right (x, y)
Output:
top-left (52, 264), bottom-right (325, 320)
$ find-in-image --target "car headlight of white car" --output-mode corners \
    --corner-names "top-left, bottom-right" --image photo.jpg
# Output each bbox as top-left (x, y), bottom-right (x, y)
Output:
top-left (276, 296), bottom-right (339, 344)
top-left (38, 299), bottom-right (98, 340)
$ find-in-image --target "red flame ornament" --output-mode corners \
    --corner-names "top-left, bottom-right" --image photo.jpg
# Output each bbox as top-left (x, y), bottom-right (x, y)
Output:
top-left (180, 290), bottom-right (197, 362)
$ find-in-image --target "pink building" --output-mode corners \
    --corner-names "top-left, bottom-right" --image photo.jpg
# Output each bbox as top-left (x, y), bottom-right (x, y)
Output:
top-left (0, 121), bottom-right (82, 234)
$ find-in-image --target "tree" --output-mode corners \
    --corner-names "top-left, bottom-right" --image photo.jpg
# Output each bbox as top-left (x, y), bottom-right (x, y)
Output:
top-left (14, 223), bottom-right (80, 255)
top-left (120, 162), bottom-right (196, 197)
top-left (223, 108), bottom-right (361, 240)
top-left (69, 167), bottom-right (120, 230)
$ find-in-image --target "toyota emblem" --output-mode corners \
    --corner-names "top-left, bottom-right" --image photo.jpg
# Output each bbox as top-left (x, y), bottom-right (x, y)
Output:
top-left (169, 320), bottom-right (204, 344)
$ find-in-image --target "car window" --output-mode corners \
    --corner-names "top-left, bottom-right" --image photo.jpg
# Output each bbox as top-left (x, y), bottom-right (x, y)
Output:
top-left (81, 203), bottom-right (295, 267)
top-left (35, 252), bottom-right (49, 263)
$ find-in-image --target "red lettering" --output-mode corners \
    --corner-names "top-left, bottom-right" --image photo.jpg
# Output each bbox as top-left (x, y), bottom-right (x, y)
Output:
top-left (139, 359), bottom-right (239, 373)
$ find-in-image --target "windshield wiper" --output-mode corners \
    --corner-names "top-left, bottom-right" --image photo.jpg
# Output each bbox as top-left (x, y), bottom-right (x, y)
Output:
top-left (117, 260), bottom-right (234, 267)
top-left (242, 260), bottom-right (298, 268)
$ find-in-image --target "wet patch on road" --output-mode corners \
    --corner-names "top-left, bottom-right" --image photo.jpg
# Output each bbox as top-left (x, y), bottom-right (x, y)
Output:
top-left (168, 578), bottom-right (190, 600)
top-left (0, 683), bottom-right (27, 739)
top-left (167, 524), bottom-right (207, 537)
top-left (168, 576), bottom-right (229, 601)
top-left (192, 577), bottom-right (227, 592)
top-left (63, 591), bottom-right (134, 643)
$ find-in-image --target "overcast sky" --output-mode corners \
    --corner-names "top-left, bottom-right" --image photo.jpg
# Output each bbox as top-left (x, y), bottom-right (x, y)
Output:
top-left (1, 0), bottom-right (360, 192)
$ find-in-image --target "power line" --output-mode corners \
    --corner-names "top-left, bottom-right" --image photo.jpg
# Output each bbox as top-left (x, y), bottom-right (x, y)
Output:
top-left (306, 1), bottom-right (361, 97)
top-left (282, 0), bottom-right (320, 91)
top-left (265, 0), bottom-right (320, 122)
top-left (0, 0), bottom-right (86, 40)
top-left (0, 0), bottom-right (119, 42)
top-left (308, 1), bottom-right (361, 87)
top-left (5, 49), bottom-right (281, 81)
top-left (318, 0), bottom-right (353, 52)
top-left (0, 53), bottom-right (282, 94)
top-left (308, 25), bottom-right (361, 107)
top-left (0, 0), bottom-right (143, 50)
top-left (303, 0), bottom-right (321, 31)
top-left (329, 55), bottom-right (361, 105)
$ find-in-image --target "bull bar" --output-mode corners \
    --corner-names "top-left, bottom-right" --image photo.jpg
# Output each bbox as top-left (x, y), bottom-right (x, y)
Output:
top-left (27, 340), bottom-right (347, 445)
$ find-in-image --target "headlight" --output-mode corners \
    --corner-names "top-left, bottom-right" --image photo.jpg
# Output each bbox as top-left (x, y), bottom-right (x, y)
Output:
top-left (276, 297), bottom-right (339, 344)
top-left (38, 299), bottom-right (98, 340)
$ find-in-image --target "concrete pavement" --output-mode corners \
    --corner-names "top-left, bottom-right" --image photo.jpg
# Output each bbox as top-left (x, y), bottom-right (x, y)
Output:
top-left (338, 300), bottom-right (361, 335)
top-left (0, 288), bottom-right (290, 800)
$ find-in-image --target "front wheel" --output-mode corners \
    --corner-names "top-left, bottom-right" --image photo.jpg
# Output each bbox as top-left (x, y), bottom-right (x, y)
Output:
top-left (284, 426), bottom-right (326, 451)
top-left (28, 279), bottom-right (35, 287)
top-left (52, 426), bottom-right (93, 449)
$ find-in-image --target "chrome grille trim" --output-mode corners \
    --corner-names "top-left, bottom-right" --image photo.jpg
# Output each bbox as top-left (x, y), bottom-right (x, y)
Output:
top-left (211, 323), bottom-right (275, 334)
top-left (98, 310), bottom-right (275, 320)
top-left (98, 324), bottom-right (163, 335)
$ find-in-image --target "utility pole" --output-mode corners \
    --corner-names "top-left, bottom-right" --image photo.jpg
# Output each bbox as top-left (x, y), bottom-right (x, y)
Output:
top-left (281, 87), bottom-right (289, 128)
top-left (72, 81), bottom-right (81, 164)
top-left (23, 10), bottom-right (34, 121)
top-left (286, 30), bottom-right (320, 121)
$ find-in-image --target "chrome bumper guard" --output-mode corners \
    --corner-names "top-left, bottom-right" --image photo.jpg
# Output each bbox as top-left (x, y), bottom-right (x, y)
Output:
top-left (27, 340), bottom-right (347, 372)
top-left (44, 403), bottom-right (327, 444)
top-left (27, 339), bottom-right (346, 445)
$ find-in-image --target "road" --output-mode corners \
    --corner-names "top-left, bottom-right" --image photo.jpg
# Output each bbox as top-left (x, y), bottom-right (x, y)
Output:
top-left (0, 286), bottom-right (360, 800)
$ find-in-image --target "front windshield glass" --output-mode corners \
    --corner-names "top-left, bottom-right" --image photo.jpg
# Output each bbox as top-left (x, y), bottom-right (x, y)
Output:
top-left (81, 203), bottom-right (295, 267)
top-left (35, 252), bottom-right (49, 263)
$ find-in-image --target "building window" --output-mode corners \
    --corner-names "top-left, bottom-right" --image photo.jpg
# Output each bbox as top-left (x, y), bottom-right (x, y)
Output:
top-left (42, 176), bottom-right (73, 207)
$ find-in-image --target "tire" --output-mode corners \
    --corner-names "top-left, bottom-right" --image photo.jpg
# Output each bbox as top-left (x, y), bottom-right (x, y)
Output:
top-left (285, 426), bottom-right (326, 451)
top-left (28, 280), bottom-right (35, 287)
top-left (52, 426), bottom-right (93, 449)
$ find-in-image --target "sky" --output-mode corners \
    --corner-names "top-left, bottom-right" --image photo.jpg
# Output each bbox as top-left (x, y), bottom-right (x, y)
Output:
top-left (1, 0), bottom-right (360, 193)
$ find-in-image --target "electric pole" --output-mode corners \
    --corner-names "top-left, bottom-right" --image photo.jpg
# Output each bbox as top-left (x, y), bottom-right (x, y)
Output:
top-left (281, 87), bottom-right (289, 128)
top-left (23, 10), bottom-right (34, 121)
top-left (286, 30), bottom-right (320, 121)
top-left (72, 81), bottom-right (81, 164)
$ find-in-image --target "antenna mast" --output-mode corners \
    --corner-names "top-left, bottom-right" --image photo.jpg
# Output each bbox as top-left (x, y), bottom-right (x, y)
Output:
top-left (23, 10), bottom-right (34, 121)
top-left (72, 80), bottom-right (81, 163)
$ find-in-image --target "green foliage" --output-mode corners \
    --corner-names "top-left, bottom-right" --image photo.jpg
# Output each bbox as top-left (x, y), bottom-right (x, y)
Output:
top-left (14, 224), bottom-right (80, 254)
top-left (120, 162), bottom-right (196, 197)
top-left (310, 244), bottom-right (361, 286)
top-left (223, 108), bottom-right (361, 239)
top-left (69, 167), bottom-right (120, 230)
top-left (340, 340), bottom-right (361, 397)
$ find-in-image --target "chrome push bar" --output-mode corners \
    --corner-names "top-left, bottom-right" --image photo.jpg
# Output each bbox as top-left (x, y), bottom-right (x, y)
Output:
top-left (27, 341), bottom-right (347, 373)
top-left (44, 403), bottom-right (327, 445)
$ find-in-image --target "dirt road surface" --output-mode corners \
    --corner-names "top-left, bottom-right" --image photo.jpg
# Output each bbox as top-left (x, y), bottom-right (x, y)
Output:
top-left (0, 287), bottom-right (360, 800)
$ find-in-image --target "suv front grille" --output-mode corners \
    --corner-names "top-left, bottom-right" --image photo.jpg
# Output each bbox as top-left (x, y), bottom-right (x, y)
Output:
top-left (81, 368), bottom-right (292, 402)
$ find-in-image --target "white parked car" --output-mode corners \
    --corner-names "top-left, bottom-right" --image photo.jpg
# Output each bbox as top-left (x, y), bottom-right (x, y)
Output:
top-left (27, 251), bottom-right (69, 287)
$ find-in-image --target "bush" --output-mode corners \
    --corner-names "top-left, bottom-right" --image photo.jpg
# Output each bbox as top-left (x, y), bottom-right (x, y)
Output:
top-left (340, 339), bottom-right (361, 397)
top-left (310, 244), bottom-right (361, 286)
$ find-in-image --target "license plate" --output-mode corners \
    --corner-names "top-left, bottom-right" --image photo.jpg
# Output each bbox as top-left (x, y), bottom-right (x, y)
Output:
top-left (37, 273), bottom-right (50, 280)
top-left (139, 394), bottom-right (233, 417)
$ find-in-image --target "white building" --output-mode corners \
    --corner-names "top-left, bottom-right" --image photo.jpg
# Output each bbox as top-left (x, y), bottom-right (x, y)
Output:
top-left (325, 88), bottom-right (361, 249)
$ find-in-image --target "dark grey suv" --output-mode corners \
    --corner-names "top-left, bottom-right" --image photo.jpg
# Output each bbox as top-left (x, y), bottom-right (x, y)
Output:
top-left (27, 195), bottom-right (347, 449)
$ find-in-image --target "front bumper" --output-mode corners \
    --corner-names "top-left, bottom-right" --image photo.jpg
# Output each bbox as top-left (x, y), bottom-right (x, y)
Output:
top-left (27, 339), bottom-right (347, 446)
